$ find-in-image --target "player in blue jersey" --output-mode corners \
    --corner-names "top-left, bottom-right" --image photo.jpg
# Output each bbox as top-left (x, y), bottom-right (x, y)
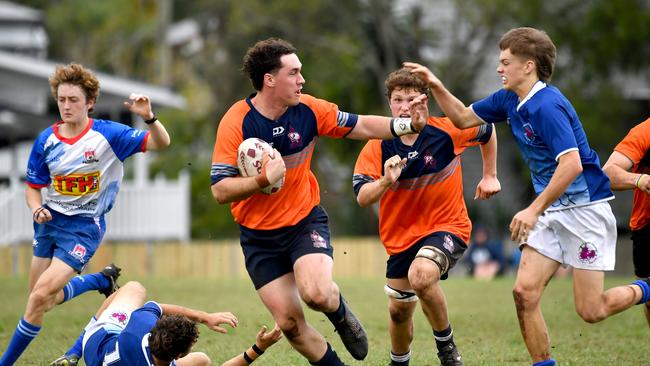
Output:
top-left (79, 281), bottom-right (281, 366)
top-left (405, 27), bottom-right (650, 366)
top-left (0, 63), bottom-right (171, 366)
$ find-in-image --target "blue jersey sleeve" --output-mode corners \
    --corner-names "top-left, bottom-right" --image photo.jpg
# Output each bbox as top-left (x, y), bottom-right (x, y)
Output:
top-left (471, 89), bottom-right (515, 124)
top-left (94, 119), bottom-right (148, 161)
top-left (25, 128), bottom-right (54, 187)
top-left (118, 301), bottom-right (162, 365)
top-left (531, 103), bottom-right (578, 160)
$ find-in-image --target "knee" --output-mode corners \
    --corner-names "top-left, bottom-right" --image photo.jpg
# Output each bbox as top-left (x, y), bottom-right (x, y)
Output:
top-left (277, 316), bottom-right (301, 340)
top-left (388, 302), bottom-right (413, 324)
top-left (512, 284), bottom-right (541, 311)
top-left (575, 305), bottom-right (606, 324)
top-left (28, 284), bottom-right (59, 312)
top-left (122, 281), bottom-right (146, 296)
top-left (408, 264), bottom-right (439, 294)
top-left (301, 286), bottom-right (333, 311)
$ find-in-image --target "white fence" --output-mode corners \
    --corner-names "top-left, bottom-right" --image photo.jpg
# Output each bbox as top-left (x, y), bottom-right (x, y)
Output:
top-left (0, 172), bottom-right (190, 246)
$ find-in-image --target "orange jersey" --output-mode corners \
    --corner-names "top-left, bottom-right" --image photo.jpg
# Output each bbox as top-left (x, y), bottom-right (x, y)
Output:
top-left (613, 118), bottom-right (650, 230)
top-left (211, 94), bottom-right (358, 229)
top-left (353, 117), bottom-right (493, 255)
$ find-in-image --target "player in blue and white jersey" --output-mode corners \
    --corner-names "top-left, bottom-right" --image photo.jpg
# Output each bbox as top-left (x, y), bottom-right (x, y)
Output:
top-left (80, 281), bottom-right (280, 366)
top-left (405, 27), bottom-right (650, 366)
top-left (0, 63), bottom-right (171, 366)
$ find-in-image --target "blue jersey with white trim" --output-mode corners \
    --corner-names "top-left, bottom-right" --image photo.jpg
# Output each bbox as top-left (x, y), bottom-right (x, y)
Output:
top-left (471, 82), bottom-right (612, 209)
top-left (25, 119), bottom-right (148, 217)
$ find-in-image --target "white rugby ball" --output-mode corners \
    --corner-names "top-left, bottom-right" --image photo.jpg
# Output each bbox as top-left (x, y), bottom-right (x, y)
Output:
top-left (237, 138), bottom-right (284, 194)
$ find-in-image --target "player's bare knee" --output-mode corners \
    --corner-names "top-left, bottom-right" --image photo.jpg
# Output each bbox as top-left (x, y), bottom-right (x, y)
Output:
top-left (512, 285), bottom-right (541, 310)
top-left (388, 302), bottom-right (413, 324)
top-left (122, 281), bottom-right (146, 297)
top-left (277, 317), bottom-right (301, 340)
top-left (28, 284), bottom-right (59, 313)
top-left (575, 305), bottom-right (606, 324)
top-left (408, 265), bottom-right (440, 293)
top-left (301, 287), bottom-right (332, 311)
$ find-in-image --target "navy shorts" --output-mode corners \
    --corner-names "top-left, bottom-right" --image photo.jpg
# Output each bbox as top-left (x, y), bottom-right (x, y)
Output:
top-left (631, 223), bottom-right (650, 278)
top-left (33, 206), bottom-right (105, 273)
top-left (386, 231), bottom-right (467, 281)
top-left (240, 205), bottom-right (334, 289)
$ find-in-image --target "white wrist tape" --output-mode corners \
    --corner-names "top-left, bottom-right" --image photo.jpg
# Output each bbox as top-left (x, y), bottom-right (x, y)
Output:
top-left (390, 118), bottom-right (415, 137)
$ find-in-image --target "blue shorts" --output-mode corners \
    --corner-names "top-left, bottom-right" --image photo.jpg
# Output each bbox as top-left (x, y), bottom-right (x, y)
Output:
top-left (386, 231), bottom-right (467, 281)
top-left (240, 205), bottom-right (333, 289)
top-left (32, 206), bottom-right (106, 273)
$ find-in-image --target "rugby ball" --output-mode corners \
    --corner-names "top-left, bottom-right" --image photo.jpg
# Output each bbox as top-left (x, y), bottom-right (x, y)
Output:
top-left (237, 138), bottom-right (284, 194)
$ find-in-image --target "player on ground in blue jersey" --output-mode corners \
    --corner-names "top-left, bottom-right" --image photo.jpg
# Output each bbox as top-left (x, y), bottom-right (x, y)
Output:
top-left (78, 281), bottom-right (281, 366)
top-left (405, 27), bottom-right (650, 366)
top-left (0, 63), bottom-right (171, 366)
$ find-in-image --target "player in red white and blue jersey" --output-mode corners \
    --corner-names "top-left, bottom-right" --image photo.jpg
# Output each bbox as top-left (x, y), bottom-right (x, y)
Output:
top-left (406, 27), bottom-right (650, 366)
top-left (0, 63), bottom-right (170, 366)
top-left (211, 38), bottom-right (429, 366)
top-left (79, 281), bottom-right (281, 366)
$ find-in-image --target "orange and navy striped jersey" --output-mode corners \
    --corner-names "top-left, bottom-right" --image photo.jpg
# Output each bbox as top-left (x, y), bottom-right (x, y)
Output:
top-left (211, 93), bottom-right (358, 230)
top-left (353, 117), bottom-right (492, 255)
top-left (613, 118), bottom-right (650, 231)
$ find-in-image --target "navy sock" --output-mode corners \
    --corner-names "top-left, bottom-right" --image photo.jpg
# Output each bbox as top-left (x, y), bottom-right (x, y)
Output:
top-left (532, 359), bottom-right (556, 366)
top-left (633, 279), bottom-right (650, 304)
top-left (309, 343), bottom-right (345, 366)
top-left (0, 317), bottom-right (41, 366)
top-left (62, 273), bottom-right (110, 303)
top-left (325, 294), bottom-right (346, 324)
top-left (433, 324), bottom-right (453, 350)
top-left (390, 350), bottom-right (411, 366)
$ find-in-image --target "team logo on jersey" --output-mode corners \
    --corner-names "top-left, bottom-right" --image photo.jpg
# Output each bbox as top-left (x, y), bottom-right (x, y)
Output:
top-left (423, 150), bottom-right (436, 169)
top-left (443, 234), bottom-right (455, 253)
top-left (69, 244), bottom-right (87, 261)
top-left (53, 172), bottom-right (100, 196)
top-left (522, 123), bottom-right (537, 143)
top-left (273, 126), bottom-right (285, 137)
top-left (109, 311), bottom-right (129, 325)
top-left (578, 242), bottom-right (598, 264)
top-left (407, 151), bottom-right (418, 160)
top-left (32, 239), bottom-right (38, 248)
top-left (82, 149), bottom-right (99, 164)
top-left (311, 230), bottom-right (327, 249)
top-left (288, 127), bottom-right (302, 148)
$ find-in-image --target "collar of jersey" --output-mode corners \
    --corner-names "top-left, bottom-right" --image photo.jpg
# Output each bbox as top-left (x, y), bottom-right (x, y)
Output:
top-left (516, 80), bottom-right (546, 112)
top-left (53, 118), bottom-right (94, 145)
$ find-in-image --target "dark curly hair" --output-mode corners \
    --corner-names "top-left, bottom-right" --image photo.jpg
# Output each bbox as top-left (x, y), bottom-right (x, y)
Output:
top-left (149, 315), bottom-right (199, 363)
top-left (384, 68), bottom-right (430, 98)
top-left (242, 38), bottom-right (297, 91)
top-left (49, 63), bottom-right (100, 112)
top-left (499, 27), bottom-right (556, 83)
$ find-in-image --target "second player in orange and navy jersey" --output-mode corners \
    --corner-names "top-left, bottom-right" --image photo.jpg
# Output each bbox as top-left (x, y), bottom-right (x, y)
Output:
top-left (211, 93), bottom-right (357, 230)
top-left (353, 117), bottom-right (492, 255)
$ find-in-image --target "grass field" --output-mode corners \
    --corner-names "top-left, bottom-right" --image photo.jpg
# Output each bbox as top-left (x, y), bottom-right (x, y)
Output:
top-left (0, 276), bottom-right (648, 365)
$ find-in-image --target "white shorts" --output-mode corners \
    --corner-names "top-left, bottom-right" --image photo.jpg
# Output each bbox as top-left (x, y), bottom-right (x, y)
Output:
top-left (82, 303), bottom-right (133, 350)
top-left (524, 202), bottom-right (617, 271)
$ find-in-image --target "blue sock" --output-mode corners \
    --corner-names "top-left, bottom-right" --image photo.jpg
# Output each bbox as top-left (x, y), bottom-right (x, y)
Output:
top-left (0, 318), bottom-right (41, 366)
top-left (62, 273), bottom-right (110, 303)
top-left (65, 316), bottom-right (96, 358)
top-left (633, 279), bottom-right (650, 304)
top-left (309, 343), bottom-right (345, 366)
top-left (532, 359), bottom-right (556, 366)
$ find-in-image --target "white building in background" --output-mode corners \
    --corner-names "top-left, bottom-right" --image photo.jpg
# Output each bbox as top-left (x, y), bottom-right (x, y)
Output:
top-left (0, 1), bottom-right (190, 245)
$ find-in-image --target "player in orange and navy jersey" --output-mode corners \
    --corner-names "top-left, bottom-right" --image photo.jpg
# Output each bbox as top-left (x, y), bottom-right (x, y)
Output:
top-left (210, 38), bottom-right (429, 366)
top-left (353, 68), bottom-right (500, 366)
top-left (0, 64), bottom-right (171, 366)
top-left (603, 117), bottom-right (650, 328)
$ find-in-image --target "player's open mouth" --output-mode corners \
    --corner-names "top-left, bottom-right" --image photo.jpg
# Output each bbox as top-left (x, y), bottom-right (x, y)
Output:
top-left (501, 76), bottom-right (507, 83)
top-left (399, 114), bottom-right (410, 118)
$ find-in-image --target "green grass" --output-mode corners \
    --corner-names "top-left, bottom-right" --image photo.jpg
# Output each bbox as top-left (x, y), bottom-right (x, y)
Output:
top-left (1, 276), bottom-right (648, 365)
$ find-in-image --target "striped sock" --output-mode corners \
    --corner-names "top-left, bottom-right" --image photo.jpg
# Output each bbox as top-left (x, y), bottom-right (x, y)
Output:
top-left (62, 273), bottom-right (110, 303)
top-left (633, 279), bottom-right (650, 304)
top-left (0, 317), bottom-right (41, 366)
top-left (390, 350), bottom-right (411, 366)
top-left (434, 324), bottom-right (453, 350)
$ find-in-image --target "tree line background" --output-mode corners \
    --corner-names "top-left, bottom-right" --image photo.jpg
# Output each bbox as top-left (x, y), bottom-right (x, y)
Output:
top-left (19, 0), bottom-right (650, 239)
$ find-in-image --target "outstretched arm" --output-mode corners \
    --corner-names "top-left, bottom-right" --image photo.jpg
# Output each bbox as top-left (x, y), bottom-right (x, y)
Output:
top-left (475, 126), bottom-right (501, 200)
top-left (346, 95), bottom-right (429, 140)
top-left (124, 93), bottom-right (171, 151)
top-left (220, 324), bottom-right (283, 366)
top-left (603, 151), bottom-right (650, 194)
top-left (403, 62), bottom-right (483, 129)
top-left (159, 303), bottom-right (238, 333)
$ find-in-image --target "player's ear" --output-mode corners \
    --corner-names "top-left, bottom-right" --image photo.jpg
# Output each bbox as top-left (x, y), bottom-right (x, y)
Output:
top-left (264, 73), bottom-right (275, 88)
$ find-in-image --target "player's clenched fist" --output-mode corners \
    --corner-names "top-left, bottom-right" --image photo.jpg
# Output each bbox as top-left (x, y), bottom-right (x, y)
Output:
top-left (380, 155), bottom-right (407, 188)
top-left (264, 148), bottom-right (286, 185)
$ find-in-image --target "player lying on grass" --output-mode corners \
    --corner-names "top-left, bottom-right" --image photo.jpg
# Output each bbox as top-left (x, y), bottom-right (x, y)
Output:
top-left (56, 281), bottom-right (282, 366)
top-left (353, 68), bottom-right (500, 366)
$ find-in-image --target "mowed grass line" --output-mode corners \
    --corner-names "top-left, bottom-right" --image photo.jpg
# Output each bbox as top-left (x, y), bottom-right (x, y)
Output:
top-left (0, 276), bottom-right (648, 365)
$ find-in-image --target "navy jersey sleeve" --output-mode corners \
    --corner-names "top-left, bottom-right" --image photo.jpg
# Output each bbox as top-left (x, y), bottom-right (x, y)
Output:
top-left (470, 89), bottom-right (513, 124)
top-left (95, 120), bottom-right (149, 161)
top-left (25, 129), bottom-right (54, 187)
top-left (531, 103), bottom-right (578, 160)
top-left (119, 301), bottom-right (162, 365)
